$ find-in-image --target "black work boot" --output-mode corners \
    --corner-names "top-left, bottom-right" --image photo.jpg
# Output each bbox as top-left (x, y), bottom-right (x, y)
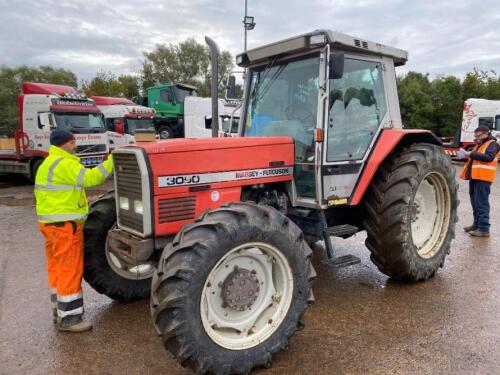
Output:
top-left (463, 225), bottom-right (476, 233)
top-left (58, 315), bottom-right (93, 333)
top-left (469, 229), bottom-right (490, 237)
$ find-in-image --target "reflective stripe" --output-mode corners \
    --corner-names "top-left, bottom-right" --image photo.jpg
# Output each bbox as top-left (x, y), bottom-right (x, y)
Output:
top-left (77, 169), bottom-right (86, 187)
top-left (35, 184), bottom-right (82, 191)
top-left (47, 158), bottom-right (63, 184)
top-left (57, 292), bottom-right (83, 303)
top-left (98, 163), bottom-right (109, 178)
top-left (38, 213), bottom-right (87, 221)
top-left (471, 165), bottom-right (497, 171)
top-left (58, 306), bottom-right (84, 318)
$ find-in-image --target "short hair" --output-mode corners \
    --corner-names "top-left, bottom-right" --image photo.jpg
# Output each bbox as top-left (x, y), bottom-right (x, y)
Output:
top-left (474, 125), bottom-right (490, 134)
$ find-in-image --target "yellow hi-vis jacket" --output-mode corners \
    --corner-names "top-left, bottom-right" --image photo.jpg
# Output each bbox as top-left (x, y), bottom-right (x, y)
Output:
top-left (34, 145), bottom-right (114, 223)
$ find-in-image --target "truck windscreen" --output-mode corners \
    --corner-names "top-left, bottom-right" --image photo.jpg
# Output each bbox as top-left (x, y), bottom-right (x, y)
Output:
top-left (126, 118), bottom-right (154, 134)
top-left (174, 87), bottom-right (197, 103)
top-left (54, 112), bottom-right (106, 133)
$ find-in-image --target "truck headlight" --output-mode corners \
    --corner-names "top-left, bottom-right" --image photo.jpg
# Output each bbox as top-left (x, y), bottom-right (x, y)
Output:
top-left (134, 200), bottom-right (143, 214)
top-left (119, 197), bottom-right (129, 210)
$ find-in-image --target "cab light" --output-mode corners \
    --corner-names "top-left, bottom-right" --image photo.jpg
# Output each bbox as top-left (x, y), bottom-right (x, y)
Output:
top-left (133, 200), bottom-right (144, 214)
top-left (314, 128), bottom-right (324, 142)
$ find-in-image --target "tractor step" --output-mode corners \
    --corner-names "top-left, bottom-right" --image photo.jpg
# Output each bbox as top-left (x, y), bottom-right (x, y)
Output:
top-left (322, 254), bottom-right (361, 268)
top-left (324, 224), bottom-right (359, 238)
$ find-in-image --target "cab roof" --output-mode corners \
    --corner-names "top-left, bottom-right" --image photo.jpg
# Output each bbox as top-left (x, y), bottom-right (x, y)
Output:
top-left (147, 83), bottom-right (198, 91)
top-left (91, 96), bottom-right (135, 106)
top-left (236, 29), bottom-right (409, 67)
top-left (21, 82), bottom-right (78, 95)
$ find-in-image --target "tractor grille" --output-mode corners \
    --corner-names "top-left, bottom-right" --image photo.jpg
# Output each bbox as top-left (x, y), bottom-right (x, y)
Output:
top-left (158, 196), bottom-right (196, 223)
top-left (114, 152), bottom-right (144, 234)
top-left (76, 144), bottom-right (107, 154)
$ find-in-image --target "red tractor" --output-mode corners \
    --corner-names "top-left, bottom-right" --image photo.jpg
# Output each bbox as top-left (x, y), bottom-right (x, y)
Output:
top-left (84, 30), bottom-right (457, 374)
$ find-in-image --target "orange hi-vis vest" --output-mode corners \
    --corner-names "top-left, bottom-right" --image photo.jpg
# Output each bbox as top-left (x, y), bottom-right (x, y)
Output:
top-left (460, 140), bottom-right (498, 182)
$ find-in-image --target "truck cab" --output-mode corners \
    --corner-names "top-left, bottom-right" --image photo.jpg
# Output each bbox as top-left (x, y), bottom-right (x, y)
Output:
top-left (92, 96), bottom-right (155, 150)
top-left (183, 96), bottom-right (240, 138)
top-left (0, 82), bottom-right (109, 180)
top-left (135, 83), bottom-right (198, 139)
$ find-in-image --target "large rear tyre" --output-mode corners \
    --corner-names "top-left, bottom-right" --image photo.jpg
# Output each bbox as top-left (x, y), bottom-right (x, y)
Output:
top-left (364, 143), bottom-right (458, 282)
top-left (84, 192), bottom-right (153, 301)
top-left (151, 202), bottom-right (316, 374)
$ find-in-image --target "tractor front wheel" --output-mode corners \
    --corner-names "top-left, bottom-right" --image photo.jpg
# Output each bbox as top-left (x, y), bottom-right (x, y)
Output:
top-left (151, 202), bottom-right (316, 374)
top-left (364, 142), bottom-right (458, 282)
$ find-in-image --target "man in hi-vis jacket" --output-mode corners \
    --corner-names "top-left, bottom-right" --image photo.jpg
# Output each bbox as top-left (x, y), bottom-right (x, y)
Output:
top-left (459, 125), bottom-right (499, 237)
top-left (35, 130), bottom-right (114, 332)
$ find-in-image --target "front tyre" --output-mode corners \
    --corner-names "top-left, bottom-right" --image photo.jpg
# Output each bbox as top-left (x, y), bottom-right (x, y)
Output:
top-left (364, 143), bottom-right (458, 282)
top-left (151, 202), bottom-right (316, 374)
top-left (84, 192), bottom-right (154, 301)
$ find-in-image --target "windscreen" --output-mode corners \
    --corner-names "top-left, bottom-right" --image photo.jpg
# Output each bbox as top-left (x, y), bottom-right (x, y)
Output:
top-left (174, 86), bottom-right (197, 103)
top-left (126, 118), bottom-right (154, 134)
top-left (54, 112), bottom-right (106, 133)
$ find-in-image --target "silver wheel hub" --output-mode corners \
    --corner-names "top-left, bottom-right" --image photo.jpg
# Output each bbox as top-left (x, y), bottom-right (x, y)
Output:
top-left (200, 242), bottom-right (294, 350)
top-left (222, 267), bottom-right (260, 311)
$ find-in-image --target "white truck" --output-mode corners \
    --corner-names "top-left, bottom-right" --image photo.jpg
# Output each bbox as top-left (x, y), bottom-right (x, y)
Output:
top-left (0, 82), bottom-right (109, 181)
top-left (443, 98), bottom-right (500, 157)
top-left (183, 96), bottom-right (240, 138)
top-left (92, 96), bottom-right (155, 150)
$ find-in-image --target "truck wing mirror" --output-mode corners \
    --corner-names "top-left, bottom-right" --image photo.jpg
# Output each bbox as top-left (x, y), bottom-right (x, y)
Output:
top-left (225, 75), bottom-right (237, 100)
top-left (38, 112), bottom-right (54, 131)
top-left (329, 52), bottom-right (345, 80)
top-left (114, 119), bottom-right (125, 135)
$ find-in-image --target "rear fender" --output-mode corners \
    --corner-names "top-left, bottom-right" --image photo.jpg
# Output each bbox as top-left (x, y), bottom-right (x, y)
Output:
top-left (350, 129), bottom-right (441, 205)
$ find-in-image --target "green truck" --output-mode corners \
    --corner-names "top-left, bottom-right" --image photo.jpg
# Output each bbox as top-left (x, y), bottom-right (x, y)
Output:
top-left (134, 83), bottom-right (198, 138)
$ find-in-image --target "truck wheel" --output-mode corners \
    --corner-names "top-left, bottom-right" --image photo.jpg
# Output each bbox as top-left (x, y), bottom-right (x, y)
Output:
top-left (364, 143), bottom-right (458, 282)
top-left (29, 158), bottom-right (43, 183)
top-left (84, 192), bottom-right (154, 301)
top-left (151, 202), bottom-right (316, 374)
top-left (158, 126), bottom-right (173, 139)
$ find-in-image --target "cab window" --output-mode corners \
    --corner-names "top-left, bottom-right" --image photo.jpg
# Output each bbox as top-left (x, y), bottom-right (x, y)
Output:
top-left (327, 58), bottom-right (387, 162)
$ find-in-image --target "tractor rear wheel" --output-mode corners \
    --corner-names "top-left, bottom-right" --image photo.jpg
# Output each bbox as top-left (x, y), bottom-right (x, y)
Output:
top-left (151, 202), bottom-right (316, 374)
top-left (84, 192), bottom-right (154, 301)
top-left (364, 143), bottom-right (458, 282)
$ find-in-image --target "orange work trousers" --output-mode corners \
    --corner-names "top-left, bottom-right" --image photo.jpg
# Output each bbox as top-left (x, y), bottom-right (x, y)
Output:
top-left (39, 221), bottom-right (84, 320)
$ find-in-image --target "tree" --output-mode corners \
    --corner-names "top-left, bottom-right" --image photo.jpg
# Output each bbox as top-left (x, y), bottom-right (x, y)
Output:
top-left (82, 72), bottom-right (139, 98)
top-left (141, 38), bottom-right (234, 96)
top-left (0, 65), bottom-right (77, 136)
top-left (430, 75), bottom-right (463, 136)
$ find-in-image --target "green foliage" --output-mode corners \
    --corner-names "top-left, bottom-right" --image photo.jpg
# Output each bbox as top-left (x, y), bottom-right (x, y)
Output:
top-left (141, 38), bottom-right (234, 96)
top-left (0, 65), bottom-right (77, 137)
top-left (398, 69), bottom-right (500, 136)
top-left (82, 72), bottom-right (139, 98)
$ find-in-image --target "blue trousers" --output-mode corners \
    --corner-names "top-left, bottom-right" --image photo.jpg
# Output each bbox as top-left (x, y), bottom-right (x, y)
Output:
top-left (469, 180), bottom-right (491, 232)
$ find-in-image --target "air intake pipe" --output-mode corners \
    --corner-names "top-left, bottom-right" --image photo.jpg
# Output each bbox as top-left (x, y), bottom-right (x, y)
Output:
top-left (205, 36), bottom-right (219, 138)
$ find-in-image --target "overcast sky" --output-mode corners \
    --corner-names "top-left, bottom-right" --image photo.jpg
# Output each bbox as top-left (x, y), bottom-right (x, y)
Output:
top-left (1, 0), bottom-right (499, 81)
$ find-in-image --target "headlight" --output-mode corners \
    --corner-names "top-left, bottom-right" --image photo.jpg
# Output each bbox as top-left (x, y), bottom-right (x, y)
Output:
top-left (119, 197), bottom-right (129, 210)
top-left (134, 200), bottom-right (143, 214)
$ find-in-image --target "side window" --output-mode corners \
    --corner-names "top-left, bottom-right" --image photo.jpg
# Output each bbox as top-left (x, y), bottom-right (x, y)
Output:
top-left (495, 115), bottom-right (500, 131)
top-left (106, 118), bottom-right (115, 131)
top-left (327, 58), bottom-right (387, 162)
top-left (160, 88), bottom-right (174, 103)
top-left (478, 117), bottom-right (494, 129)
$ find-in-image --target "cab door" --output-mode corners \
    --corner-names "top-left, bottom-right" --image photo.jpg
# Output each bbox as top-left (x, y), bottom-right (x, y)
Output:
top-left (321, 54), bottom-right (390, 205)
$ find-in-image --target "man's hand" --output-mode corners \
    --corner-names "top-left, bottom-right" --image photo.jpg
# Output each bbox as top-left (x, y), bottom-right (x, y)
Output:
top-left (457, 148), bottom-right (471, 159)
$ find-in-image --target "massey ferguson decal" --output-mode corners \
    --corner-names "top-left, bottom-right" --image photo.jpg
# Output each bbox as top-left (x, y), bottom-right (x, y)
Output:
top-left (158, 167), bottom-right (293, 187)
top-left (462, 102), bottom-right (477, 132)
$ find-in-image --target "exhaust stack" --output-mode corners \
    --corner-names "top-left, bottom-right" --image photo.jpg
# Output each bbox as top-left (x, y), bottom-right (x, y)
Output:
top-left (205, 36), bottom-right (219, 138)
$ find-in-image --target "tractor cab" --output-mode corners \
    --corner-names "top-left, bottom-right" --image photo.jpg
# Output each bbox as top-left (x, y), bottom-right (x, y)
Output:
top-left (237, 30), bottom-right (407, 208)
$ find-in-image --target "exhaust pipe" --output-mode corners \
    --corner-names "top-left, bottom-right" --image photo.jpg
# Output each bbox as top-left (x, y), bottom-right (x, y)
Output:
top-left (205, 36), bottom-right (219, 138)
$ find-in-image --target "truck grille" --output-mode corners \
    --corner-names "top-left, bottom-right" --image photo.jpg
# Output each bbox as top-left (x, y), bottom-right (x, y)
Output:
top-left (114, 152), bottom-right (144, 234)
top-left (76, 144), bottom-right (107, 154)
top-left (158, 196), bottom-right (196, 223)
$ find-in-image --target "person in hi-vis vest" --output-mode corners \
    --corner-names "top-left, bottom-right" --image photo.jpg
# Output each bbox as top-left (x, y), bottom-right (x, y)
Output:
top-left (35, 130), bottom-right (114, 332)
top-left (459, 125), bottom-right (499, 237)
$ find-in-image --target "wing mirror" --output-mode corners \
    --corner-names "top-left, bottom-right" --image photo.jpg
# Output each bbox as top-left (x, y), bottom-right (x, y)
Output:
top-left (225, 75), bottom-right (237, 100)
top-left (38, 112), bottom-right (54, 131)
top-left (114, 119), bottom-right (125, 135)
top-left (328, 52), bottom-right (345, 80)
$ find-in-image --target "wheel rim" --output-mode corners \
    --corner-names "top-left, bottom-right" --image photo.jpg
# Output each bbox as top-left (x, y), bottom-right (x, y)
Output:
top-left (105, 228), bottom-right (154, 280)
top-left (411, 172), bottom-right (451, 259)
top-left (200, 242), bottom-right (294, 350)
top-left (160, 129), bottom-right (171, 139)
